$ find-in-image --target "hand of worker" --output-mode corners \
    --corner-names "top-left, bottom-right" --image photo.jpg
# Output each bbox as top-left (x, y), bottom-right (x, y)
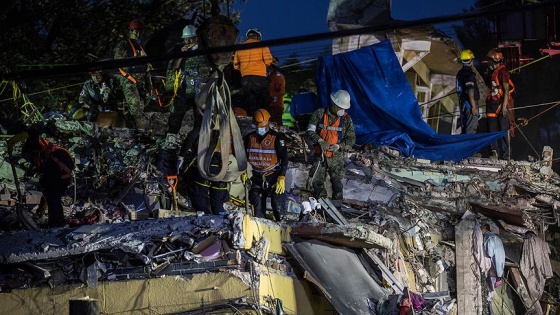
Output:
top-left (329, 144), bottom-right (340, 153)
top-left (502, 106), bottom-right (508, 117)
top-left (176, 156), bottom-right (185, 175)
top-left (275, 176), bottom-right (286, 194)
top-left (317, 139), bottom-right (330, 151)
top-left (241, 172), bottom-right (248, 184)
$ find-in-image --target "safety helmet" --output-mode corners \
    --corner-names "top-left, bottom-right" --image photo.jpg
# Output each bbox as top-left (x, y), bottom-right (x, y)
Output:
top-left (246, 28), bottom-right (262, 39)
top-left (129, 19), bottom-right (145, 31)
top-left (182, 25), bottom-right (197, 39)
top-left (253, 109), bottom-right (271, 127)
top-left (330, 90), bottom-right (351, 109)
top-left (487, 48), bottom-right (503, 62)
top-left (460, 49), bottom-right (475, 63)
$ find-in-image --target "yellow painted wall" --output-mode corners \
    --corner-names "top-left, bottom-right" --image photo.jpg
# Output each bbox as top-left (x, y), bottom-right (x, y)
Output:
top-left (242, 214), bottom-right (291, 254)
top-left (0, 271), bottom-right (332, 315)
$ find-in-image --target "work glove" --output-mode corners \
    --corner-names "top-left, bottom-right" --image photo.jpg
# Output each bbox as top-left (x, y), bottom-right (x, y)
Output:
top-left (176, 156), bottom-right (185, 175)
top-left (329, 144), bottom-right (340, 153)
top-left (275, 176), bottom-right (286, 194)
top-left (317, 139), bottom-right (330, 151)
top-left (241, 172), bottom-right (248, 184)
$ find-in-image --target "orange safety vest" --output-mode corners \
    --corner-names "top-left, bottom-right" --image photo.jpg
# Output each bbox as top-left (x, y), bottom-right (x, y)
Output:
top-left (487, 64), bottom-right (515, 117)
top-left (247, 133), bottom-right (279, 172)
top-left (36, 138), bottom-right (74, 179)
top-left (118, 39), bottom-right (147, 84)
top-left (314, 111), bottom-right (347, 158)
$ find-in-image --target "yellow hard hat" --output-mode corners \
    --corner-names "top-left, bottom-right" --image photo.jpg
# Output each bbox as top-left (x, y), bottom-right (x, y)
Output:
top-left (460, 49), bottom-right (475, 62)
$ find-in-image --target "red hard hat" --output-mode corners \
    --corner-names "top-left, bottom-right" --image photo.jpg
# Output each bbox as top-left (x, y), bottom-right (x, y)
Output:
top-left (129, 19), bottom-right (145, 31)
top-left (233, 107), bottom-right (248, 117)
top-left (487, 48), bottom-right (503, 61)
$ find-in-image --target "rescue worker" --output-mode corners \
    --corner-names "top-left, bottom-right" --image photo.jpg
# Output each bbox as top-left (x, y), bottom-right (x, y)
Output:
top-left (243, 109), bottom-right (288, 221)
top-left (71, 70), bottom-right (122, 122)
top-left (8, 130), bottom-right (75, 228)
top-left (484, 48), bottom-right (515, 160)
top-left (281, 94), bottom-right (296, 129)
top-left (233, 28), bottom-right (273, 116)
top-left (165, 25), bottom-right (214, 135)
top-left (456, 49), bottom-right (480, 134)
top-left (268, 57), bottom-right (285, 125)
top-left (114, 19), bottom-right (149, 128)
top-left (178, 137), bottom-right (229, 215)
top-left (306, 90), bottom-right (355, 203)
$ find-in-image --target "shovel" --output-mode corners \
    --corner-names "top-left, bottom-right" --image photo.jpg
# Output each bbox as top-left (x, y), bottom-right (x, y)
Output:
top-left (7, 151), bottom-right (38, 230)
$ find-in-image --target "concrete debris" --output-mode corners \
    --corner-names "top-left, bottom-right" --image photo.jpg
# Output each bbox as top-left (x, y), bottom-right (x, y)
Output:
top-left (0, 119), bottom-right (559, 314)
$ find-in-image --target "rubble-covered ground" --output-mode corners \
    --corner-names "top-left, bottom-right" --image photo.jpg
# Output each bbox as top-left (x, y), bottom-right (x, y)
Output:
top-left (0, 115), bottom-right (559, 314)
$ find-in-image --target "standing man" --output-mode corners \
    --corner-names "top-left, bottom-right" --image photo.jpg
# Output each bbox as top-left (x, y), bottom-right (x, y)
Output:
top-left (8, 130), bottom-right (75, 228)
top-left (244, 109), bottom-right (288, 221)
top-left (233, 28), bottom-right (273, 116)
top-left (485, 48), bottom-right (515, 160)
top-left (165, 25), bottom-right (214, 135)
top-left (71, 70), bottom-right (121, 122)
top-left (268, 57), bottom-right (285, 125)
top-left (306, 90), bottom-right (355, 203)
top-left (456, 49), bottom-right (480, 134)
top-left (114, 19), bottom-right (149, 128)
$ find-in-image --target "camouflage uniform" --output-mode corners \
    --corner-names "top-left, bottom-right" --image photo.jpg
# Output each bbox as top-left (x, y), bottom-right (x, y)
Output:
top-left (114, 39), bottom-right (147, 126)
top-left (306, 107), bottom-right (355, 200)
top-left (165, 54), bottom-right (214, 134)
top-left (75, 75), bottom-right (122, 114)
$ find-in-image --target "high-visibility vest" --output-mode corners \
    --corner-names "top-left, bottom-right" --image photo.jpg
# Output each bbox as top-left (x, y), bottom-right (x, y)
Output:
top-left (314, 111), bottom-right (347, 158)
top-left (36, 138), bottom-right (74, 179)
top-left (247, 133), bottom-right (279, 172)
top-left (487, 64), bottom-right (515, 117)
top-left (282, 94), bottom-right (295, 128)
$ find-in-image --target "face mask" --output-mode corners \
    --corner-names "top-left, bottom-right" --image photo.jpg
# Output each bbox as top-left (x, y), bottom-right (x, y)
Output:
top-left (337, 109), bottom-right (345, 116)
top-left (257, 127), bottom-right (267, 136)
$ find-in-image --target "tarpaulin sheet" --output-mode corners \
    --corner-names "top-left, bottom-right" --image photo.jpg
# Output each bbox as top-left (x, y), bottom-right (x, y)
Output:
top-left (316, 40), bottom-right (506, 162)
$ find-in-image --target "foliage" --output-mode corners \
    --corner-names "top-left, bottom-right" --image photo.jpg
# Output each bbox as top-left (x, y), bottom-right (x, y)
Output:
top-left (0, 0), bottom-right (242, 116)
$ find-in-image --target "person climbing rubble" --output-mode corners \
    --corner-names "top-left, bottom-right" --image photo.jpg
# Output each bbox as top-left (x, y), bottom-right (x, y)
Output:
top-left (306, 90), bottom-right (355, 204)
top-left (7, 129), bottom-right (75, 228)
top-left (165, 24), bottom-right (214, 135)
top-left (233, 28), bottom-right (273, 116)
top-left (242, 109), bottom-right (288, 221)
top-left (114, 19), bottom-right (150, 128)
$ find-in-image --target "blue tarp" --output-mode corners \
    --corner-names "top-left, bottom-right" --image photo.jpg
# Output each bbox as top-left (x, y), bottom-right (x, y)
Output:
top-left (316, 40), bottom-right (506, 162)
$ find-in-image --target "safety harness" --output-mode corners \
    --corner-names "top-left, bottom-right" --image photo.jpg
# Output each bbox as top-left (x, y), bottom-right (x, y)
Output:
top-left (118, 39), bottom-right (147, 84)
top-left (487, 64), bottom-right (515, 118)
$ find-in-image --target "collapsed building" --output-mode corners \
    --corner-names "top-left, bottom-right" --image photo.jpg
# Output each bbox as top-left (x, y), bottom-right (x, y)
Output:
top-left (0, 116), bottom-right (559, 314)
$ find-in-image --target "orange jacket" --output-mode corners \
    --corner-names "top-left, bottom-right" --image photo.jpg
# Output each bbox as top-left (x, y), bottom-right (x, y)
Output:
top-left (233, 39), bottom-right (273, 77)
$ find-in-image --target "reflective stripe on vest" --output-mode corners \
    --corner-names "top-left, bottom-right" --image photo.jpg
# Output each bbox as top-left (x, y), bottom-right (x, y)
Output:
top-left (282, 95), bottom-right (295, 127)
top-left (247, 133), bottom-right (279, 172)
top-left (314, 111), bottom-right (346, 157)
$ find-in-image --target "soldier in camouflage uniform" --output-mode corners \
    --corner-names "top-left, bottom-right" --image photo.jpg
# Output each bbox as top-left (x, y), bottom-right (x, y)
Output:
top-left (71, 70), bottom-right (122, 121)
top-left (165, 24), bottom-right (214, 136)
top-left (306, 90), bottom-right (355, 201)
top-left (114, 19), bottom-right (148, 128)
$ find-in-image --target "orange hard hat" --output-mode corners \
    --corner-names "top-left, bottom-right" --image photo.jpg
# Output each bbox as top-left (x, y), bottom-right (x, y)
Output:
top-left (487, 48), bottom-right (503, 61)
top-left (253, 109), bottom-right (271, 127)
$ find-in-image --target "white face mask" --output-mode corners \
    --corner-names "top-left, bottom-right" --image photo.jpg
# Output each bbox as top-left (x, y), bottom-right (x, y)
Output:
top-left (257, 127), bottom-right (267, 136)
top-left (337, 109), bottom-right (345, 116)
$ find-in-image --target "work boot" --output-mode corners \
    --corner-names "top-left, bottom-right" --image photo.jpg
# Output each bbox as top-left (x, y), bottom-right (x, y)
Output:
top-left (490, 150), bottom-right (499, 160)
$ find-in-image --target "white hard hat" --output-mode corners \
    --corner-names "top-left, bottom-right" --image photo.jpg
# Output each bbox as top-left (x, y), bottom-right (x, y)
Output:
top-left (182, 25), bottom-right (197, 39)
top-left (330, 90), bottom-right (351, 109)
top-left (246, 28), bottom-right (262, 39)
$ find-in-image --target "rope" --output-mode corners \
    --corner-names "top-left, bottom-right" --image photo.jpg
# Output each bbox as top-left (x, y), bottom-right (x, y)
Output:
top-left (196, 70), bottom-right (247, 182)
top-left (0, 81), bottom-right (83, 104)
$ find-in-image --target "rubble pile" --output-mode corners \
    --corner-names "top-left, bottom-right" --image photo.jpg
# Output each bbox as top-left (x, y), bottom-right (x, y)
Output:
top-left (0, 118), bottom-right (559, 314)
